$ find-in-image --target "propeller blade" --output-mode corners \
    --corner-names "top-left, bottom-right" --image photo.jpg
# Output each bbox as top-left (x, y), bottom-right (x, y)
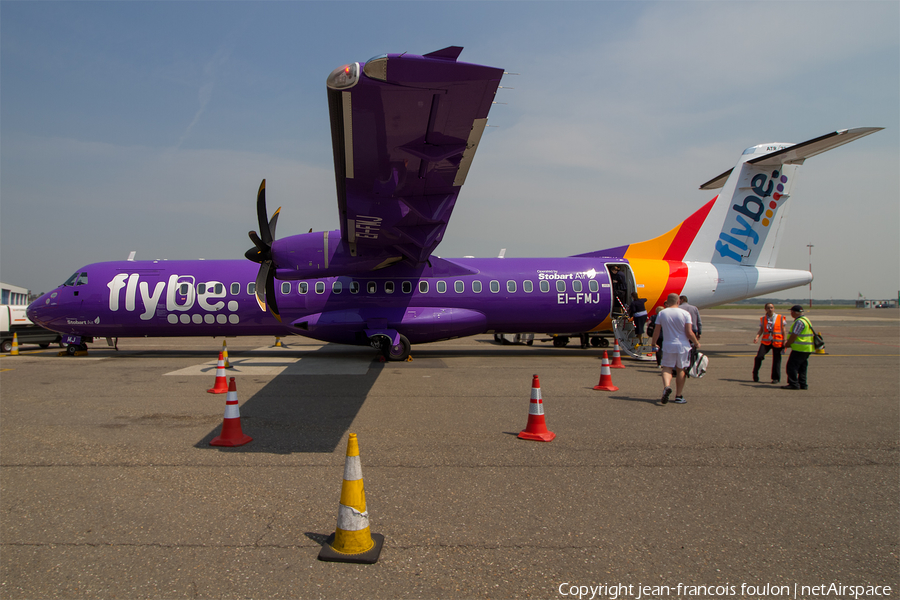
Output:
top-left (256, 180), bottom-right (272, 246)
top-left (254, 261), bottom-right (270, 312)
top-left (268, 207), bottom-right (281, 242)
top-left (266, 269), bottom-right (281, 322)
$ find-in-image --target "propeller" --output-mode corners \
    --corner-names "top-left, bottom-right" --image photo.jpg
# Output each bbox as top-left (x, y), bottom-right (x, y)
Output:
top-left (244, 179), bottom-right (282, 322)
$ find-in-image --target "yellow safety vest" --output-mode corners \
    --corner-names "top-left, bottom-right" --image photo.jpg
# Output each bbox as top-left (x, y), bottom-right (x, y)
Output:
top-left (791, 317), bottom-right (815, 353)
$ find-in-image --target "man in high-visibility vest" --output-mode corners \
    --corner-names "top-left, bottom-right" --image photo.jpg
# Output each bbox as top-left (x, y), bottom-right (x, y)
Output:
top-left (781, 305), bottom-right (814, 390)
top-left (752, 303), bottom-right (787, 383)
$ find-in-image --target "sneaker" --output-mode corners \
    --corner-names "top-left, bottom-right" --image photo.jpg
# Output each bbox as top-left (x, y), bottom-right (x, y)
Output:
top-left (780, 385), bottom-right (800, 390)
top-left (673, 396), bottom-right (686, 404)
top-left (661, 386), bottom-right (672, 404)
top-left (752, 375), bottom-right (759, 382)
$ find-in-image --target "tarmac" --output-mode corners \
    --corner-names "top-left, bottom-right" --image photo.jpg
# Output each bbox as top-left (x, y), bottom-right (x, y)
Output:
top-left (1, 308), bottom-right (898, 599)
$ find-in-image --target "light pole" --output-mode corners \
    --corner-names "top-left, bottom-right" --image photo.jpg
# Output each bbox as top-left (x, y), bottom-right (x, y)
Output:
top-left (807, 244), bottom-right (814, 309)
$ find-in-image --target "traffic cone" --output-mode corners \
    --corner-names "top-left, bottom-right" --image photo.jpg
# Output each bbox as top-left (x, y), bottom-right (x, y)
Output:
top-left (609, 341), bottom-right (625, 368)
top-left (518, 374), bottom-right (556, 442)
top-left (10, 332), bottom-right (19, 356)
top-left (593, 352), bottom-right (619, 391)
top-left (207, 351), bottom-right (229, 394)
top-left (275, 337), bottom-right (283, 347)
top-left (210, 378), bottom-right (252, 447)
top-left (319, 433), bottom-right (384, 563)
top-left (221, 339), bottom-right (231, 369)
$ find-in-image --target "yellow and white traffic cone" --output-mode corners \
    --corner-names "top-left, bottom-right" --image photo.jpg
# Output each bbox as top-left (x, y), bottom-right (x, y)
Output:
top-left (221, 339), bottom-right (231, 369)
top-left (318, 433), bottom-right (384, 563)
top-left (274, 337), bottom-right (283, 347)
top-left (10, 332), bottom-right (19, 356)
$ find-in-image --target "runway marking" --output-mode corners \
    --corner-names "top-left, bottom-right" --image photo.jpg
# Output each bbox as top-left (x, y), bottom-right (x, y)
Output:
top-left (164, 346), bottom-right (373, 376)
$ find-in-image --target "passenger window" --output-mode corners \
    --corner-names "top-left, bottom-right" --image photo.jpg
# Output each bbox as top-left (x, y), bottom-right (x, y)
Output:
top-left (248, 283), bottom-right (256, 295)
top-left (198, 283), bottom-right (207, 294)
top-left (490, 280), bottom-right (500, 293)
top-left (367, 282), bottom-right (377, 293)
top-left (214, 283), bottom-right (223, 294)
top-left (333, 281), bottom-right (342, 293)
top-left (507, 280), bottom-right (517, 293)
top-left (315, 282), bottom-right (326, 294)
top-left (540, 280), bottom-right (550, 293)
top-left (385, 282), bottom-right (394, 294)
top-left (556, 280), bottom-right (566, 292)
top-left (299, 282), bottom-right (308, 294)
top-left (437, 281), bottom-right (447, 293)
top-left (573, 280), bottom-right (582, 293)
top-left (402, 281), bottom-right (412, 294)
top-left (523, 280), bottom-right (533, 293)
top-left (282, 282), bottom-right (291, 294)
top-left (589, 280), bottom-right (599, 293)
top-left (472, 281), bottom-right (482, 293)
top-left (350, 281), bottom-right (360, 294)
top-left (419, 281), bottom-right (429, 293)
top-left (179, 283), bottom-right (190, 295)
top-left (454, 281), bottom-right (464, 293)
top-left (231, 282), bottom-right (240, 295)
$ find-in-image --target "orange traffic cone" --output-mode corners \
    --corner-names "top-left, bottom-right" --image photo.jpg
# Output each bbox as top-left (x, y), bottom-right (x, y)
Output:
top-left (210, 377), bottom-right (252, 447)
top-left (593, 352), bottom-right (619, 391)
top-left (518, 374), bottom-right (556, 442)
top-left (207, 351), bottom-right (229, 394)
top-left (319, 433), bottom-right (384, 563)
top-left (609, 341), bottom-right (625, 368)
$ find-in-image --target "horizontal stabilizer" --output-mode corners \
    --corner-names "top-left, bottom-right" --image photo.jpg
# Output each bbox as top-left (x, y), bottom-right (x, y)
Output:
top-left (700, 127), bottom-right (883, 190)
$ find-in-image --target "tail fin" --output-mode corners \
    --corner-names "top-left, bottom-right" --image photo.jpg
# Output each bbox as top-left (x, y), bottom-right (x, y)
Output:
top-left (584, 128), bottom-right (882, 265)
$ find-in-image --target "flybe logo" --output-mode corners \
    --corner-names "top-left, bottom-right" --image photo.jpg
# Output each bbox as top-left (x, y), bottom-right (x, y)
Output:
top-left (107, 274), bottom-right (241, 324)
top-left (715, 169), bottom-right (789, 263)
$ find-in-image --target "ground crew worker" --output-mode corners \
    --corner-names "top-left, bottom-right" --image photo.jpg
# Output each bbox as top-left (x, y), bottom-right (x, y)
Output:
top-left (752, 303), bottom-right (787, 383)
top-left (781, 305), bottom-right (814, 390)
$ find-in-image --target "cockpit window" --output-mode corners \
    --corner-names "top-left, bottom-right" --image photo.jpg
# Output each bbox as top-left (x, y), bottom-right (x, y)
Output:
top-left (63, 271), bottom-right (88, 286)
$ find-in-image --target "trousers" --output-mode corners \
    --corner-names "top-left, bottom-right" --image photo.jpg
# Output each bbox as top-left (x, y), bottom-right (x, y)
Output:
top-left (785, 351), bottom-right (810, 389)
top-left (753, 344), bottom-right (783, 381)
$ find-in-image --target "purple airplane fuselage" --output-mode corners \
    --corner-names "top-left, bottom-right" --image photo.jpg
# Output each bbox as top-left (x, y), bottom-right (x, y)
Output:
top-left (29, 255), bottom-right (615, 346)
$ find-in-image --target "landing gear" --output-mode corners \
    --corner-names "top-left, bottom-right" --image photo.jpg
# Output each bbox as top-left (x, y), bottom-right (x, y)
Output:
top-left (381, 334), bottom-right (411, 362)
top-left (65, 343), bottom-right (88, 356)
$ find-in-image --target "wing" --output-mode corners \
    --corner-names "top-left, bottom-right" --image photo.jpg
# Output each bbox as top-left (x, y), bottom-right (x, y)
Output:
top-left (326, 46), bottom-right (504, 265)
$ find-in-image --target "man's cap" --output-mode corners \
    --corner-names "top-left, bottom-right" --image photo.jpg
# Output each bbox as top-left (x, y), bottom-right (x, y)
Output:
top-left (789, 304), bottom-right (805, 313)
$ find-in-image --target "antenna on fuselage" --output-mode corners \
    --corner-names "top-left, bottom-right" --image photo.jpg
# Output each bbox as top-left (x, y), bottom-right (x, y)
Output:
top-left (498, 249), bottom-right (506, 258)
top-left (127, 251), bottom-right (136, 261)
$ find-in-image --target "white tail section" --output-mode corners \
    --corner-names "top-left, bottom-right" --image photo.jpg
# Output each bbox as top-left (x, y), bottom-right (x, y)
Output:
top-left (683, 128), bottom-right (882, 267)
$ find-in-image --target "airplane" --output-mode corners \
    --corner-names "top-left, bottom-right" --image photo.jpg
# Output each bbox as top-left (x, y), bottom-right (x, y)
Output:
top-left (27, 47), bottom-right (882, 361)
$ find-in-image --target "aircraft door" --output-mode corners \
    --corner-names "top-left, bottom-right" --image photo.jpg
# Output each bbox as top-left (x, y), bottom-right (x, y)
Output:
top-left (605, 263), bottom-right (635, 315)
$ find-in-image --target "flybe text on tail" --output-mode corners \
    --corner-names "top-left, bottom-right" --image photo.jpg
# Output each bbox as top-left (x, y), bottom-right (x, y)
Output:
top-left (715, 162), bottom-right (797, 266)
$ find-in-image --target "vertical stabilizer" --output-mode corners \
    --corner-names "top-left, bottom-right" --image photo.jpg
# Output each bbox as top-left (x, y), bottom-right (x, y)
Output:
top-left (682, 128), bottom-right (882, 267)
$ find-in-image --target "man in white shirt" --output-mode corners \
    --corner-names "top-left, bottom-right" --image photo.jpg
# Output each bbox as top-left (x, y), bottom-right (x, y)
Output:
top-left (650, 293), bottom-right (701, 404)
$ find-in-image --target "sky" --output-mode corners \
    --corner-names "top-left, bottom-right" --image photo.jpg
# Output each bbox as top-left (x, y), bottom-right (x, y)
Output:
top-left (2, 1), bottom-right (898, 301)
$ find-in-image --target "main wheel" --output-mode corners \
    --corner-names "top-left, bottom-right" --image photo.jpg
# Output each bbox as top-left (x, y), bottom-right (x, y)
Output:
top-left (1, 339), bottom-right (12, 353)
top-left (383, 334), bottom-right (411, 362)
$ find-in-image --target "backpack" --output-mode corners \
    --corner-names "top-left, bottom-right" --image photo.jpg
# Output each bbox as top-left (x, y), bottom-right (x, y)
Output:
top-left (687, 347), bottom-right (708, 378)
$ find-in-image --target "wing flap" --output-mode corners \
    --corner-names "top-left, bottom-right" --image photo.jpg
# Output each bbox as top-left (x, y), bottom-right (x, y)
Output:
top-left (328, 48), bottom-right (504, 263)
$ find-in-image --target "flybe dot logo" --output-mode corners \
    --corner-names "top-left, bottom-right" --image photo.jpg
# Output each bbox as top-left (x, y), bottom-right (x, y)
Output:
top-left (716, 169), bottom-right (789, 263)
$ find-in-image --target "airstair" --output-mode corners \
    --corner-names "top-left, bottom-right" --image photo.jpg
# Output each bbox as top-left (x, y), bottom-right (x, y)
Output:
top-left (611, 316), bottom-right (656, 361)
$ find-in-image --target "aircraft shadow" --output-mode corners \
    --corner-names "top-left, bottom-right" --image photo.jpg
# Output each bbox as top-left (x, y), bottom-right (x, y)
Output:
top-left (196, 345), bottom-right (384, 454)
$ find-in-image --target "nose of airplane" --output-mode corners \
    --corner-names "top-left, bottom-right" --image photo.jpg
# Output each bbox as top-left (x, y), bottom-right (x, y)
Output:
top-left (27, 290), bottom-right (61, 329)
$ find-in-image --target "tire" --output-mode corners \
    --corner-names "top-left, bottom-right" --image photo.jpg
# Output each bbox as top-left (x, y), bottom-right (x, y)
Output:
top-left (1, 339), bottom-right (11, 353)
top-left (66, 344), bottom-right (78, 356)
top-left (383, 334), bottom-right (411, 362)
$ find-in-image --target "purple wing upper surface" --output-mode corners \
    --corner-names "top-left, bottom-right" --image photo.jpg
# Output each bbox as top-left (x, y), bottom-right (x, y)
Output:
top-left (327, 47), bottom-right (504, 266)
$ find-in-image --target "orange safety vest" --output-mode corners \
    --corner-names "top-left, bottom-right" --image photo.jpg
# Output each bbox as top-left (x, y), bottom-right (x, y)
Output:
top-left (760, 314), bottom-right (786, 347)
